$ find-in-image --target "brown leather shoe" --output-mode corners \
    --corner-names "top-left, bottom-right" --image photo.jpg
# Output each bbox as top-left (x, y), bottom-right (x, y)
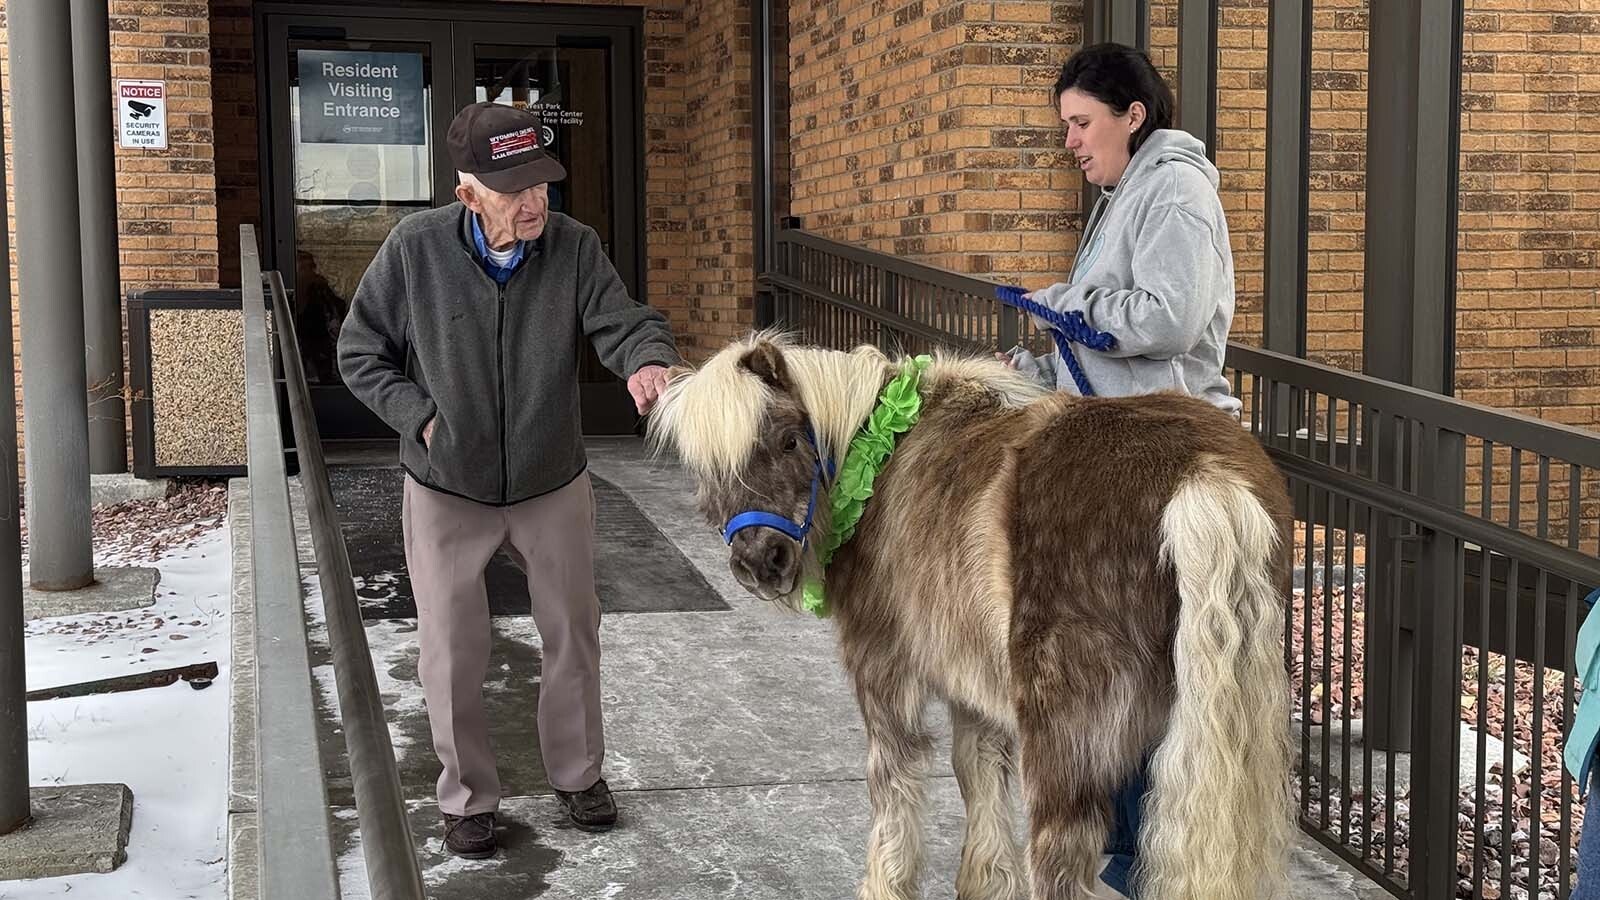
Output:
top-left (443, 812), bottom-right (497, 858)
top-left (554, 778), bottom-right (618, 832)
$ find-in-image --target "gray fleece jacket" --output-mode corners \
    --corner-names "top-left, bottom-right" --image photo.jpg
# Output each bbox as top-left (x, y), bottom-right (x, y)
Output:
top-left (337, 203), bottom-right (680, 505)
top-left (1012, 128), bottom-right (1240, 415)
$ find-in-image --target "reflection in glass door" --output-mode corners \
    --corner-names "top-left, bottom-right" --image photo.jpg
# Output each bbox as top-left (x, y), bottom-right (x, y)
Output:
top-left (463, 38), bottom-right (635, 433)
top-left (288, 40), bottom-right (434, 385)
top-left (264, 16), bottom-right (455, 439)
top-left (469, 45), bottom-right (613, 253)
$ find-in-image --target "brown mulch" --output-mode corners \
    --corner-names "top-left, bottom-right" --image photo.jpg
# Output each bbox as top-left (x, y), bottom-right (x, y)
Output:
top-left (1291, 579), bottom-right (1583, 899)
top-left (19, 477), bottom-right (230, 563)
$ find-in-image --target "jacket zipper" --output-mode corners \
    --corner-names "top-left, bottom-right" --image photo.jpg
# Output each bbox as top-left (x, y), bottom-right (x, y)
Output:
top-left (496, 279), bottom-right (508, 504)
top-left (1068, 191), bottom-right (1111, 285)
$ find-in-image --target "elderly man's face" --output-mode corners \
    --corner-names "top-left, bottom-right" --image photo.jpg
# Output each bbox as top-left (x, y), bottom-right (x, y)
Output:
top-left (456, 181), bottom-right (550, 248)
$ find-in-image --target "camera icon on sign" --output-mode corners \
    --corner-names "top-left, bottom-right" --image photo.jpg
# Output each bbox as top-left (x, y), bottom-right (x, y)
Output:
top-left (127, 100), bottom-right (156, 119)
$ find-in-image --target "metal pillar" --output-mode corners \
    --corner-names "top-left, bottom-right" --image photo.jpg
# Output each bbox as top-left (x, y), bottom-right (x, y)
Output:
top-left (1413, 429), bottom-right (1466, 900)
top-left (0, 39), bottom-right (30, 841)
top-left (1363, 0), bottom-right (1462, 393)
top-left (1078, 0), bottom-right (1149, 244)
top-left (12, 0), bottom-right (95, 591)
top-left (1177, 0), bottom-right (1218, 158)
top-left (1264, 0), bottom-right (1309, 359)
top-left (1085, 0), bottom-right (1146, 49)
top-left (72, 0), bottom-right (127, 475)
top-left (1120, 0), bottom-right (1146, 49)
top-left (752, 0), bottom-right (775, 328)
top-left (1360, 0), bottom-right (1464, 757)
top-left (752, 0), bottom-right (773, 280)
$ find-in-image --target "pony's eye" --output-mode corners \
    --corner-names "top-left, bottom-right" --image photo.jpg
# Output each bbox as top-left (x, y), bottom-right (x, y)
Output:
top-left (782, 433), bottom-right (800, 453)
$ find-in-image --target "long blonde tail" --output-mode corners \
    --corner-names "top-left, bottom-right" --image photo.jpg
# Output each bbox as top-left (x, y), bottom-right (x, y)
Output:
top-left (1138, 471), bottom-right (1294, 900)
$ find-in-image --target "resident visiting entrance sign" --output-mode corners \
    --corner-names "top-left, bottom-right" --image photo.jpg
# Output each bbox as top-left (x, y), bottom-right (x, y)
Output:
top-left (297, 49), bottom-right (425, 146)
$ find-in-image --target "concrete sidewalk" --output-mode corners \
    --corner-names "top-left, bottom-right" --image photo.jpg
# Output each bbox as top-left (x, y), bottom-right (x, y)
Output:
top-left (228, 437), bottom-right (1388, 900)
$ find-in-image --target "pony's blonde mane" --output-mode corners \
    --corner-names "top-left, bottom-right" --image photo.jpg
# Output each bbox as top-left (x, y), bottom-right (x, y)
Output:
top-left (648, 330), bottom-right (1050, 477)
top-left (646, 331), bottom-right (780, 477)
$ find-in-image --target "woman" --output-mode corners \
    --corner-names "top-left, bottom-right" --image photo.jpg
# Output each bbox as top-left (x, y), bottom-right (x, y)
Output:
top-left (1566, 586), bottom-right (1600, 896)
top-left (1003, 43), bottom-right (1243, 899)
top-left (1006, 42), bottom-right (1240, 419)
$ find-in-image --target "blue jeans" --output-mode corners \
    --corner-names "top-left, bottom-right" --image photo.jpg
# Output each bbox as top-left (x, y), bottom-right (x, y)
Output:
top-left (1101, 761), bottom-right (1148, 897)
top-left (1578, 768), bottom-right (1600, 899)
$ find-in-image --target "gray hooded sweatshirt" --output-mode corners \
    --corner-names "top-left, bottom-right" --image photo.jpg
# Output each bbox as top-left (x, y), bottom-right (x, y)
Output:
top-left (1011, 128), bottom-right (1240, 415)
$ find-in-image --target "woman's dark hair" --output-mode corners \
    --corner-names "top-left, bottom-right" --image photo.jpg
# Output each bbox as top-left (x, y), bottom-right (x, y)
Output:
top-left (1053, 42), bottom-right (1175, 155)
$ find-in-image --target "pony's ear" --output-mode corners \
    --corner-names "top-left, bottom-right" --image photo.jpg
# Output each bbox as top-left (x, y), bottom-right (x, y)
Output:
top-left (738, 341), bottom-right (791, 392)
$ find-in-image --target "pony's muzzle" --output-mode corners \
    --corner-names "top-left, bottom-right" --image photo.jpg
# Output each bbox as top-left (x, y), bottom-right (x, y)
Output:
top-left (728, 529), bottom-right (799, 600)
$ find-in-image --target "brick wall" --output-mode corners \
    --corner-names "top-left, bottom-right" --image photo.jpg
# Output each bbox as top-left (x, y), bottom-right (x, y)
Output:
top-left (1302, 0), bottom-right (1368, 372)
top-left (1150, 0), bottom-right (1367, 364)
top-left (106, 1), bottom-right (220, 291)
top-left (1, 0), bottom-right (222, 297)
top-left (0, 0), bottom-right (220, 475)
top-left (1143, 0), bottom-right (1600, 434)
top-left (1454, 3), bottom-right (1600, 428)
top-left (644, 1), bottom-right (695, 353)
top-left (682, 0), bottom-right (755, 354)
top-left (788, 0), bottom-right (1085, 283)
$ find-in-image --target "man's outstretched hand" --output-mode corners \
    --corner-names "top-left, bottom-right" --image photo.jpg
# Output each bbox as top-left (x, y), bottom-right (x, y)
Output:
top-left (628, 364), bottom-right (671, 415)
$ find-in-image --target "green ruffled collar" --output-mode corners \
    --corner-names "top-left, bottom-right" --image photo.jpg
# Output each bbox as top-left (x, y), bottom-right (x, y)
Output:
top-left (801, 355), bottom-right (931, 617)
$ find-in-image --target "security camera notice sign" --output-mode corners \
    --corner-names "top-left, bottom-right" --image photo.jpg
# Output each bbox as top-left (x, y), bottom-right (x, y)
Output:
top-left (118, 81), bottom-right (167, 149)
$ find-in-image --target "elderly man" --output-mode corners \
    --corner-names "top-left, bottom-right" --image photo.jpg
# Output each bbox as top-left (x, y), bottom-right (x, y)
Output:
top-left (338, 101), bottom-right (680, 859)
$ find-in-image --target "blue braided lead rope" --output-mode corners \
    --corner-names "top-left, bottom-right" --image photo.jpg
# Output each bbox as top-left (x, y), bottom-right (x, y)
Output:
top-left (995, 286), bottom-right (1117, 397)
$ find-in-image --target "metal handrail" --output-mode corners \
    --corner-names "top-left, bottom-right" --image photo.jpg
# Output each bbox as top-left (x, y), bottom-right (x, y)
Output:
top-left (1230, 342), bottom-right (1600, 471)
top-left (760, 271), bottom-right (980, 350)
top-left (264, 265), bottom-right (426, 900)
top-left (773, 229), bottom-right (1012, 297)
top-left (240, 226), bottom-right (341, 899)
top-left (1269, 449), bottom-right (1600, 590)
top-left (773, 229), bottom-right (1600, 473)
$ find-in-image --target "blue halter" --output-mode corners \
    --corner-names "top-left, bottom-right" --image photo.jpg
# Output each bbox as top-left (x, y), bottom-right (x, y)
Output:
top-left (722, 427), bottom-right (836, 547)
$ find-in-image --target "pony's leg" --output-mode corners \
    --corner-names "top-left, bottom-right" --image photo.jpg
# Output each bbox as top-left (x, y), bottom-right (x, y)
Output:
top-left (1015, 666), bottom-right (1153, 900)
top-left (856, 677), bottom-right (933, 900)
top-left (951, 703), bottom-right (1023, 900)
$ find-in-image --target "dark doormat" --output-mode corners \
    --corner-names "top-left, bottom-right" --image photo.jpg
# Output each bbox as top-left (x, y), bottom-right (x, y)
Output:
top-left (328, 467), bottom-right (729, 619)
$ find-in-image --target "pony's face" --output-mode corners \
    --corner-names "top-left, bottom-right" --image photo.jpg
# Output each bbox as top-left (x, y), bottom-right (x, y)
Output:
top-left (702, 392), bottom-right (818, 602)
top-left (650, 338), bottom-right (824, 608)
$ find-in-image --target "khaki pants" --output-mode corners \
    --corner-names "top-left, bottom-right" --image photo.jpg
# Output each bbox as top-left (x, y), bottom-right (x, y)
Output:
top-left (402, 471), bottom-right (604, 816)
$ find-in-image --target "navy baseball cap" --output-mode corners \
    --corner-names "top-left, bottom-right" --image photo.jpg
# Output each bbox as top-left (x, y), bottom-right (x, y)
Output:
top-left (446, 101), bottom-right (567, 192)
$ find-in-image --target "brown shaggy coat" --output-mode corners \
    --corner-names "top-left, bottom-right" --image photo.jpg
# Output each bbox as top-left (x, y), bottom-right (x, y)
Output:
top-left (650, 335), bottom-right (1296, 900)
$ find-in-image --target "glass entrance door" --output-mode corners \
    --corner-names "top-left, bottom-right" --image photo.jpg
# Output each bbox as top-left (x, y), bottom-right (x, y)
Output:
top-left (261, 7), bottom-right (646, 439)
top-left (263, 15), bottom-right (453, 440)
